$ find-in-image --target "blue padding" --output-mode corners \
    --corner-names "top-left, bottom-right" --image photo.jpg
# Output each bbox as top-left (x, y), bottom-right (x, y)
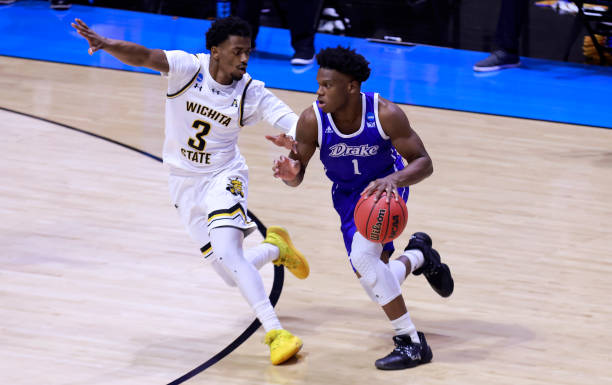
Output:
top-left (1, 0), bottom-right (611, 128)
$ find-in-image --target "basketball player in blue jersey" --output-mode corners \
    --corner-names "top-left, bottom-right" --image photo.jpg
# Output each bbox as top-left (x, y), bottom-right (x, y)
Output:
top-left (268, 46), bottom-right (454, 370)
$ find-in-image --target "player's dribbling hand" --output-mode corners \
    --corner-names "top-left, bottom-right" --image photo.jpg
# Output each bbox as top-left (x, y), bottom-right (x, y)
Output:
top-left (361, 176), bottom-right (399, 203)
top-left (71, 18), bottom-right (106, 55)
top-left (265, 133), bottom-right (298, 153)
top-left (272, 155), bottom-right (301, 181)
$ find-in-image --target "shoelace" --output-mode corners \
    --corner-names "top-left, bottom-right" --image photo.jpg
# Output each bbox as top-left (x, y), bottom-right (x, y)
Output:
top-left (279, 255), bottom-right (298, 268)
top-left (265, 331), bottom-right (293, 346)
top-left (264, 331), bottom-right (279, 345)
top-left (395, 343), bottom-right (420, 358)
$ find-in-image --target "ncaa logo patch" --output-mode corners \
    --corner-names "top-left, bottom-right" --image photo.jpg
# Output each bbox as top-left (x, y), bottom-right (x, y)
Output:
top-left (366, 112), bottom-right (375, 121)
top-left (196, 73), bottom-right (203, 82)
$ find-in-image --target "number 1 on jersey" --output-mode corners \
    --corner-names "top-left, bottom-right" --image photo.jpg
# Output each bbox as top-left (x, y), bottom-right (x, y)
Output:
top-left (352, 159), bottom-right (361, 175)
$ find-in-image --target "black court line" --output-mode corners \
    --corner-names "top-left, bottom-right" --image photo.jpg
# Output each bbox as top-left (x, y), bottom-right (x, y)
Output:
top-left (0, 106), bottom-right (285, 385)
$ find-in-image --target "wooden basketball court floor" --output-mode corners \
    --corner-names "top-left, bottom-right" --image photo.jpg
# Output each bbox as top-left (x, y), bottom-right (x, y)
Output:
top-left (1, 55), bottom-right (611, 385)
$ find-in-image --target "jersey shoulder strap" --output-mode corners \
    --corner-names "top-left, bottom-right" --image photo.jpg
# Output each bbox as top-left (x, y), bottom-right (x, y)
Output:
top-left (238, 75), bottom-right (253, 127)
top-left (166, 54), bottom-right (200, 99)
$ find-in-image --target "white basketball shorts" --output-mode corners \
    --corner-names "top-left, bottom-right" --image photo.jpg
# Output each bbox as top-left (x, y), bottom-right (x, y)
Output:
top-left (167, 156), bottom-right (257, 259)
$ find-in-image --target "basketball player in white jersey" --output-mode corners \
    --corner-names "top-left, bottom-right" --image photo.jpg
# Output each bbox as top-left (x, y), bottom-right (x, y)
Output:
top-left (71, 16), bottom-right (308, 365)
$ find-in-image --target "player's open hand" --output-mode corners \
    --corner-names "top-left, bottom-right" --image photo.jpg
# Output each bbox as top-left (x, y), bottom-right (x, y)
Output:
top-left (265, 133), bottom-right (298, 153)
top-left (272, 155), bottom-right (301, 181)
top-left (361, 176), bottom-right (399, 203)
top-left (71, 18), bottom-right (106, 55)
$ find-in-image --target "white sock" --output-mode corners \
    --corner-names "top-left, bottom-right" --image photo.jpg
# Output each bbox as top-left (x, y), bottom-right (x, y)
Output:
top-left (245, 243), bottom-right (279, 270)
top-left (403, 249), bottom-right (425, 274)
top-left (253, 299), bottom-right (283, 332)
top-left (389, 260), bottom-right (407, 284)
top-left (391, 312), bottom-right (420, 344)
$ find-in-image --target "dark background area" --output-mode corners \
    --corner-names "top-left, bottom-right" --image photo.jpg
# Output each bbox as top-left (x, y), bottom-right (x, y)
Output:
top-left (72, 0), bottom-right (591, 63)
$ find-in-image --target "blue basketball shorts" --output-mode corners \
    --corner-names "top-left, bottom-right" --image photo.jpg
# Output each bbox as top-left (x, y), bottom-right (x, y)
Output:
top-left (331, 184), bottom-right (410, 257)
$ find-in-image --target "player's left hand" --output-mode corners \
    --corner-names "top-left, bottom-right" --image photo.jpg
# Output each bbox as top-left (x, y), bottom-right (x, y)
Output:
top-left (361, 176), bottom-right (399, 203)
top-left (272, 155), bottom-right (301, 181)
top-left (265, 133), bottom-right (298, 153)
top-left (71, 18), bottom-right (106, 55)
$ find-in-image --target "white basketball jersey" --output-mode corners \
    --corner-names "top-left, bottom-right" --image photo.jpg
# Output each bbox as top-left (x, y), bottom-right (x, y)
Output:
top-left (162, 51), bottom-right (290, 174)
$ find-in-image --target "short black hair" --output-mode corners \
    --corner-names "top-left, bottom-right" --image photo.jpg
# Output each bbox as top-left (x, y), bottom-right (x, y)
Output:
top-left (205, 16), bottom-right (251, 50)
top-left (316, 46), bottom-right (371, 83)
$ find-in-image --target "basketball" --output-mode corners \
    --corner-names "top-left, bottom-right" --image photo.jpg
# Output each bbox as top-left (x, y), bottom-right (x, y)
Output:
top-left (354, 192), bottom-right (408, 243)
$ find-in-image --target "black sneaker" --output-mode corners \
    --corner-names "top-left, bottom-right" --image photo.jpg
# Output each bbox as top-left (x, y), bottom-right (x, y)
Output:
top-left (375, 331), bottom-right (433, 370)
top-left (50, 0), bottom-right (71, 10)
top-left (405, 232), bottom-right (454, 298)
top-left (290, 51), bottom-right (315, 66)
top-left (473, 50), bottom-right (520, 72)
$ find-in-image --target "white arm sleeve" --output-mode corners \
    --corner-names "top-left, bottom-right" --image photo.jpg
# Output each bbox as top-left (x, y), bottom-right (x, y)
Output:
top-left (241, 81), bottom-right (295, 131)
top-left (273, 113), bottom-right (298, 139)
top-left (162, 50), bottom-right (200, 94)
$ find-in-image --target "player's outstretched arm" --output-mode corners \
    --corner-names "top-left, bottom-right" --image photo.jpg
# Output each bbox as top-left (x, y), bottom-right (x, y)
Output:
top-left (71, 18), bottom-right (169, 73)
top-left (362, 98), bottom-right (433, 201)
top-left (270, 107), bottom-right (318, 187)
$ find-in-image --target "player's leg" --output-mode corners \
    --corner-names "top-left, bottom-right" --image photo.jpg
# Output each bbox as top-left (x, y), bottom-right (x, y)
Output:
top-left (388, 248), bottom-right (423, 283)
top-left (397, 232), bottom-right (454, 298)
top-left (169, 173), bottom-right (278, 326)
top-left (349, 232), bottom-right (432, 370)
top-left (209, 226), bottom-right (281, 329)
top-left (333, 186), bottom-right (431, 368)
top-left (243, 242), bottom-right (278, 270)
top-left (205, 160), bottom-right (302, 364)
top-left (383, 186), bottom-right (454, 297)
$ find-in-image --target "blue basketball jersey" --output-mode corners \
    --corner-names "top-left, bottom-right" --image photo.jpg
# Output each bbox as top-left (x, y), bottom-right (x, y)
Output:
top-left (315, 92), bottom-right (405, 191)
top-left (313, 92), bottom-right (409, 256)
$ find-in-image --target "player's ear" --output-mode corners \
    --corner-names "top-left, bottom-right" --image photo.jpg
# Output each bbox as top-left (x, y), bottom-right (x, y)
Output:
top-left (348, 80), bottom-right (360, 94)
top-left (210, 45), bottom-right (219, 59)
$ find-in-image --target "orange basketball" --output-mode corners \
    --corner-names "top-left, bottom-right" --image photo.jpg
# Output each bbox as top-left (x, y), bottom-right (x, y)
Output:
top-left (354, 192), bottom-right (408, 243)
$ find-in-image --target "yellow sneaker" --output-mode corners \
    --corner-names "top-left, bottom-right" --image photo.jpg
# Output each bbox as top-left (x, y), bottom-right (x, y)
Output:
top-left (264, 226), bottom-right (310, 279)
top-left (264, 329), bottom-right (303, 365)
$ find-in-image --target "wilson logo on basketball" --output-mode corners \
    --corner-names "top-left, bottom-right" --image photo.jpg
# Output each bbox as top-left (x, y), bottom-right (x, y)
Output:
top-left (369, 209), bottom-right (386, 240)
top-left (354, 192), bottom-right (408, 244)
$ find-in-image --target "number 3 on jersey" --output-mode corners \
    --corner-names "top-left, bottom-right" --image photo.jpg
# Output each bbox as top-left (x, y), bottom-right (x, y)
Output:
top-left (188, 120), bottom-right (211, 151)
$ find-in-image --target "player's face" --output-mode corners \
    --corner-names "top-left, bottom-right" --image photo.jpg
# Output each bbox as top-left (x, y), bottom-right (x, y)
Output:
top-left (216, 35), bottom-right (252, 81)
top-left (315, 68), bottom-right (355, 113)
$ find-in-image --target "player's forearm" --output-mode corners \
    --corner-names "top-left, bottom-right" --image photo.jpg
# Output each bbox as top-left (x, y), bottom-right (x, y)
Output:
top-left (273, 113), bottom-right (298, 139)
top-left (392, 156), bottom-right (433, 186)
top-left (101, 38), bottom-right (155, 67)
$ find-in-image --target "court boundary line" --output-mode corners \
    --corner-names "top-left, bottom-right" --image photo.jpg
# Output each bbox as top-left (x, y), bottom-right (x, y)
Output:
top-left (0, 105), bottom-right (285, 385)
